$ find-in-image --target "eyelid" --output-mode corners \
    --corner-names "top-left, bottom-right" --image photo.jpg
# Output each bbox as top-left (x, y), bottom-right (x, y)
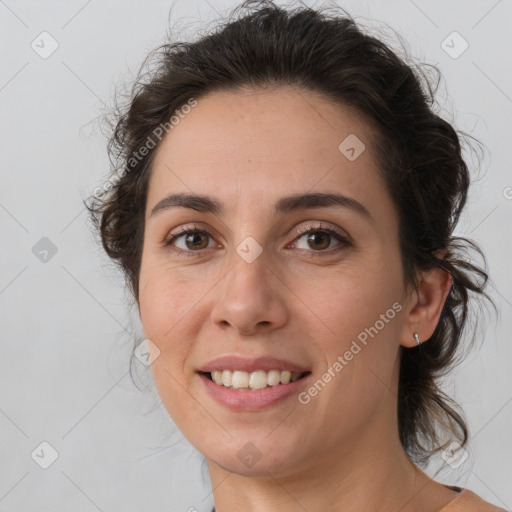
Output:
top-left (286, 222), bottom-right (352, 254)
top-left (292, 222), bottom-right (350, 241)
top-left (162, 223), bottom-right (218, 255)
top-left (162, 221), bottom-right (351, 256)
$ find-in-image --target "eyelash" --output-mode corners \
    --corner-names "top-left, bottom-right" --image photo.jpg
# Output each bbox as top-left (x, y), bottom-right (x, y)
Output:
top-left (162, 223), bottom-right (352, 258)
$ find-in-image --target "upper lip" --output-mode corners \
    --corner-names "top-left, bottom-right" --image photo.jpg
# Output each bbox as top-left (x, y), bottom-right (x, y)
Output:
top-left (198, 355), bottom-right (310, 373)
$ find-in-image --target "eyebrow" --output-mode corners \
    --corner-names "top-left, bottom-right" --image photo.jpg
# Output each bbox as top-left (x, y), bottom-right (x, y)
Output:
top-left (149, 192), bottom-right (372, 221)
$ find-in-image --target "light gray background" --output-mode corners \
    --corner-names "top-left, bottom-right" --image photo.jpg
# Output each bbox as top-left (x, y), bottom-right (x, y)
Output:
top-left (1, 0), bottom-right (511, 511)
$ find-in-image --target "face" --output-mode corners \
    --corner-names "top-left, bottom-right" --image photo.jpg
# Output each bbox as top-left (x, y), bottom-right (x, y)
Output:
top-left (138, 86), bottom-right (411, 477)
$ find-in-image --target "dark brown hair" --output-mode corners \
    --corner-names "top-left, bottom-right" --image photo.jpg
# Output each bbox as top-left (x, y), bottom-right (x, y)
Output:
top-left (85, 0), bottom-right (494, 468)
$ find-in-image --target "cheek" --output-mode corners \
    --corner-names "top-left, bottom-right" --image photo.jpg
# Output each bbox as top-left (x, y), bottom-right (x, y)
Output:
top-left (301, 273), bottom-right (402, 444)
top-left (139, 261), bottom-right (195, 336)
top-left (138, 269), bottom-right (196, 423)
top-left (138, 266), bottom-right (198, 384)
top-left (310, 257), bottom-right (403, 339)
top-left (303, 255), bottom-right (403, 397)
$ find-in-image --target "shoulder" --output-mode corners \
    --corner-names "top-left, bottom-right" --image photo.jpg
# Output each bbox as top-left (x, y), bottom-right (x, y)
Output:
top-left (441, 487), bottom-right (509, 512)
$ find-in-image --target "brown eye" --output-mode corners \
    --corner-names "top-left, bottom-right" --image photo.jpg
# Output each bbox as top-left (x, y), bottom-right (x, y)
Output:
top-left (293, 227), bottom-right (350, 253)
top-left (182, 232), bottom-right (210, 250)
top-left (163, 224), bottom-right (351, 258)
top-left (164, 229), bottom-right (214, 253)
top-left (304, 231), bottom-right (331, 250)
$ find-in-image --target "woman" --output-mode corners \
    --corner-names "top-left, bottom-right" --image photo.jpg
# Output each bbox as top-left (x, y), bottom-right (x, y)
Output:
top-left (86, 1), bottom-right (508, 510)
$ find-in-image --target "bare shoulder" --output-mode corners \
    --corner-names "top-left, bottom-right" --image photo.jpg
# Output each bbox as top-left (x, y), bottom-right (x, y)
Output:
top-left (440, 487), bottom-right (509, 512)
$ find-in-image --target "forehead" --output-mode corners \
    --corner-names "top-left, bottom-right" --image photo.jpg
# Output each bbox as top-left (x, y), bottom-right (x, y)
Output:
top-left (146, 86), bottom-right (391, 221)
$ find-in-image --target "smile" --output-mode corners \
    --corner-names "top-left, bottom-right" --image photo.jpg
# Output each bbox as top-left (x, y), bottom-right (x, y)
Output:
top-left (198, 370), bottom-right (312, 411)
top-left (205, 369), bottom-right (309, 390)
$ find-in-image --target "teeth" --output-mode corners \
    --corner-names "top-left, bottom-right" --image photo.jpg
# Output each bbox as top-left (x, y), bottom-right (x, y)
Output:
top-left (267, 369), bottom-right (281, 386)
top-left (232, 370), bottom-right (250, 389)
top-left (248, 370), bottom-right (267, 390)
top-left (221, 370), bottom-right (232, 387)
top-left (210, 369), bottom-right (305, 390)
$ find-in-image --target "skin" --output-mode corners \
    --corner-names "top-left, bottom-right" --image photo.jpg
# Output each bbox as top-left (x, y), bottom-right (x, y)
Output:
top-left (138, 85), bottom-right (456, 512)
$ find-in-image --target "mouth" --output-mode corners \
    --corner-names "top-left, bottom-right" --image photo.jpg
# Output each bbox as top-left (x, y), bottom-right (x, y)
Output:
top-left (197, 355), bottom-right (312, 410)
top-left (200, 369), bottom-right (311, 391)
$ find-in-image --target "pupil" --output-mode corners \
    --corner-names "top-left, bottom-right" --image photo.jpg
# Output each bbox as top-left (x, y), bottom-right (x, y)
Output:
top-left (308, 232), bottom-right (329, 250)
top-left (187, 233), bottom-right (206, 249)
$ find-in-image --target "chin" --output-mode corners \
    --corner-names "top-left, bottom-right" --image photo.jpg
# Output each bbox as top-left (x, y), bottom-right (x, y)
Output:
top-left (204, 436), bottom-right (305, 478)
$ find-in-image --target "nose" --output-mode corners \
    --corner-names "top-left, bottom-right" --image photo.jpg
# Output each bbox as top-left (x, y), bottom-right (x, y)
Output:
top-left (210, 249), bottom-right (289, 337)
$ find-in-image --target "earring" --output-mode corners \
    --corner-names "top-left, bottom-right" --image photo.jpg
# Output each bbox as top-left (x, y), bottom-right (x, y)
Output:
top-left (413, 332), bottom-right (420, 346)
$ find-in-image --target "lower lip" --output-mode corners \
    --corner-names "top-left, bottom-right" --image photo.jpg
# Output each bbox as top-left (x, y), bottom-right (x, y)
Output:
top-left (198, 372), bottom-right (311, 411)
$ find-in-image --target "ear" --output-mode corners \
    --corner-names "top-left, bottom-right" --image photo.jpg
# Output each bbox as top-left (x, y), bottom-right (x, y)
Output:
top-left (399, 264), bottom-right (453, 348)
